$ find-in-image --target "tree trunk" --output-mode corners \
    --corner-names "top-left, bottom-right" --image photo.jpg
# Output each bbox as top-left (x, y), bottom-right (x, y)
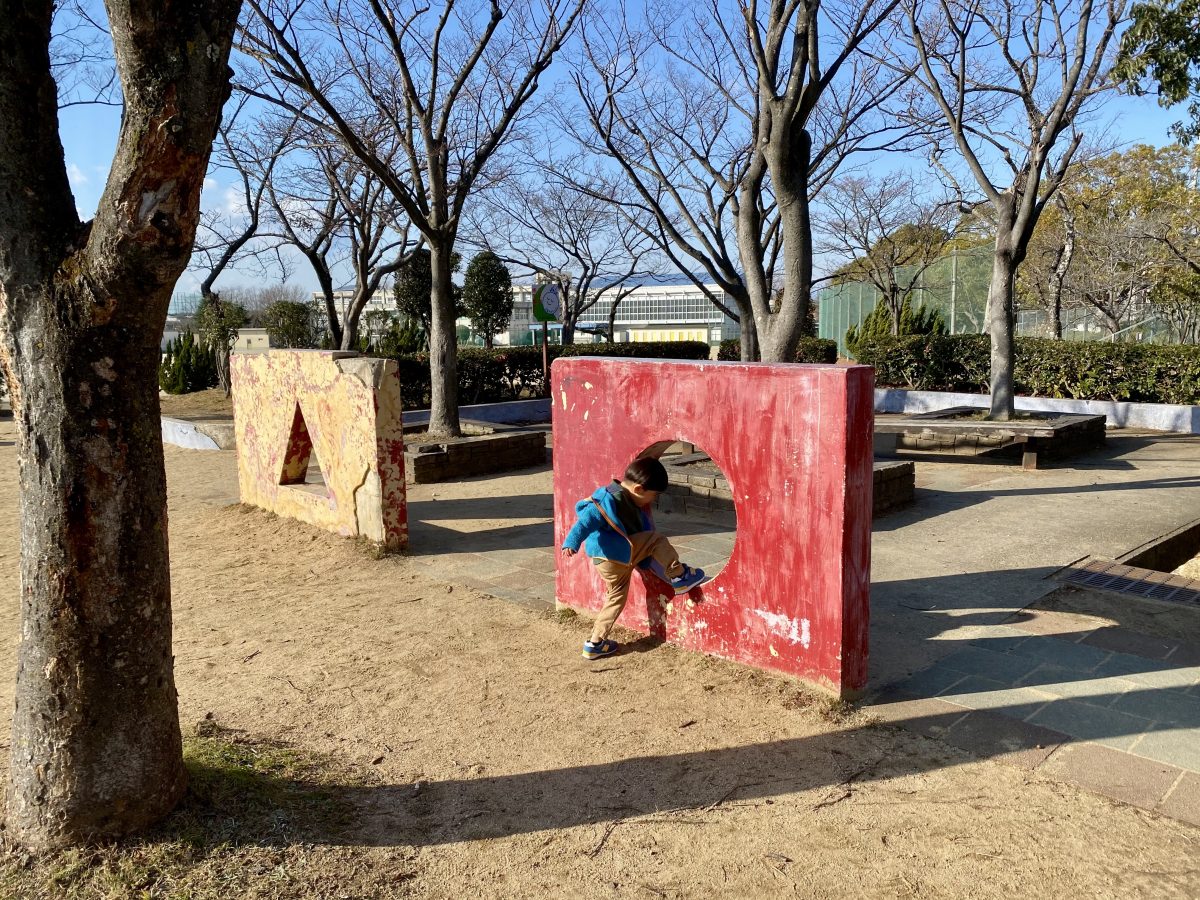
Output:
top-left (310, 259), bottom-right (342, 348)
top-left (561, 319), bottom-right (576, 345)
top-left (339, 292), bottom-right (364, 351)
top-left (739, 303), bottom-right (759, 361)
top-left (0, 0), bottom-right (239, 849)
top-left (762, 131), bottom-right (813, 362)
top-left (987, 240), bottom-right (1019, 420)
top-left (7, 298), bottom-right (185, 845)
top-left (427, 240), bottom-right (462, 437)
top-left (1049, 200), bottom-right (1075, 340)
top-left (200, 288), bottom-right (234, 396)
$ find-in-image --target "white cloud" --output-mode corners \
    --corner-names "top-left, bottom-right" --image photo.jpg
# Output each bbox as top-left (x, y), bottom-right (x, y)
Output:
top-left (67, 163), bottom-right (88, 186)
top-left (222, 185), bottom-right (247, 216)
top-left (203, 177), bottom-right (217, 192)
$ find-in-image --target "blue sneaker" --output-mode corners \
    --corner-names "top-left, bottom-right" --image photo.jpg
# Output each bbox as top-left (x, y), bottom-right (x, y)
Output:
top-left (670, 565), bottom-right (706, 595)
top-left (583, 639), bottom-right (619, 660)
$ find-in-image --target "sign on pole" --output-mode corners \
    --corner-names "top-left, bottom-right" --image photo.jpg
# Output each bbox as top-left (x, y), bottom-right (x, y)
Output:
top-left (533, 283), bottom-right (562, 323)
top-left (533, 283), bottom-right (561, 381)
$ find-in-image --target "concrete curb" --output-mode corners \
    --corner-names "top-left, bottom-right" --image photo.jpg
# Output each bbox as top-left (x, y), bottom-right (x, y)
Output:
top-left (402, 397), bottom-right (551, 427)
top-left (161, 417), bottom-right (236, 450)
top-left (876, 388), bottom-right (1200, 434)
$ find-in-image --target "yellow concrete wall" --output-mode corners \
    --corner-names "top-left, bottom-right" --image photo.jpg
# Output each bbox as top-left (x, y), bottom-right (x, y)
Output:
top-left (230, 350), bottom-right (407, 550)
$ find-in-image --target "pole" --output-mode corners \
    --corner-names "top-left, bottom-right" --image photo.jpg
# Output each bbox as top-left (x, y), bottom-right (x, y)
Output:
top-left (949, 248), bottom-right (958, 334)
top-left (541, 320), bottom-right (548, 384)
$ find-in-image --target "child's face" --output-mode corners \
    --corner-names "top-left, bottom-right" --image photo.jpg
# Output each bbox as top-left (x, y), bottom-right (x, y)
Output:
top-left (628, 484), bottom-right (660, 507)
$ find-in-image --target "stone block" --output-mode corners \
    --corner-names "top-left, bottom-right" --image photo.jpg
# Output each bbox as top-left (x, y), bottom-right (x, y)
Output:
top-left (231, 350), bottom-right (407, 550)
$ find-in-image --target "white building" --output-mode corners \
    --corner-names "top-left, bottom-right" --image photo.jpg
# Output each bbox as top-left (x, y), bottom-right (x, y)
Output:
top-left (489, 275), bottom-right (741, 347)
top-left (312, 276), bottom-right (742, 348)
top-left (313, 288), bottom-right (393, 329)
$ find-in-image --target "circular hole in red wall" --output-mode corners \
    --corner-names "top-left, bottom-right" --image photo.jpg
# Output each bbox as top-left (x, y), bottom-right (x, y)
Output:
top-left (628, 440), bottom-right (736, 581)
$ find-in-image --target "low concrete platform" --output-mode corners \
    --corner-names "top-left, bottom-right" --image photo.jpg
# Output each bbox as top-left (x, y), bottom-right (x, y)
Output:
top-left (659, 454), bottom-right (914, 522)
top-left (875, 406), bottom-right (1106, 470)
top-left (161, 415), bottom-right (236, 450)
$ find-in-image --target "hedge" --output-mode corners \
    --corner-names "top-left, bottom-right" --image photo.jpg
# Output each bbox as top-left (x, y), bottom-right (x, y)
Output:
top-left (717, 338), bottom-right (838, 363)
top-left (854, 334), bottom-right (1200, 405)
top-left (393, 340), bottom-right (712, 409)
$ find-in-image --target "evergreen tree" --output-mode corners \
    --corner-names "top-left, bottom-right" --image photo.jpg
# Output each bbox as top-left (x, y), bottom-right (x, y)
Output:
top-left (393, 249), bottom-right (462, 336)
top-left (260, 299), bottom-right (319, 348)
top-left (461, 251), bottom-right (514, 348)
top-left (845, 296), bottom-right (947, 357)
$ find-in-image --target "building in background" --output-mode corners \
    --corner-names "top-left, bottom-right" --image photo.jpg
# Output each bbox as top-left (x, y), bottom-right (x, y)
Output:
top-left (483, 274), bottom-right (740, 347)
top-left (311, 287), bottom-right (393, 333)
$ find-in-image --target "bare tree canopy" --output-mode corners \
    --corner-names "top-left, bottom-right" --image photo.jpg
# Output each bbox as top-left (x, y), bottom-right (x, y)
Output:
top-left (907, 0), bottom-right (1127, 418)
top-left (817, 172), bottom-right (955, 335)
top-left (239, 0), bottom-right (586, 435)
top-left (569, 0), bottom-right (912, 360)
top-left (463, 158), bottom-right (653, 345)
top-left (0, 0), bottom-right (240, 848)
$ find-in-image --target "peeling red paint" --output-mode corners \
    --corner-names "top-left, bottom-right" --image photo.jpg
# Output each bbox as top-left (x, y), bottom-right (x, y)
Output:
top-left (552, 358), bottom-right (873, 697)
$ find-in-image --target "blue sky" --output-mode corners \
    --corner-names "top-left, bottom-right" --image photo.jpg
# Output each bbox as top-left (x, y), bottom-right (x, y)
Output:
top-left (56, 82), bottom-right (1188, 296)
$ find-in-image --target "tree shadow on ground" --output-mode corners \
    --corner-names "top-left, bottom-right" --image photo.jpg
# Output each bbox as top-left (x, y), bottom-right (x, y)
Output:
top-left (138, 672), bottom-right (1197, 856)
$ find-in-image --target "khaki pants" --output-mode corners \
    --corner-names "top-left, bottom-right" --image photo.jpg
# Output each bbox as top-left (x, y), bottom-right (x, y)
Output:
top-left (590, 531), bottom-right (684, 643)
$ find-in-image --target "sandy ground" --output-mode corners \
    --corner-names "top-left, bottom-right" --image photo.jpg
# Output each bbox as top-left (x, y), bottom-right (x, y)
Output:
top-left (0, 426), bottom-right (1197, 898)
top-left (159, 388), bottom-right (234, 418)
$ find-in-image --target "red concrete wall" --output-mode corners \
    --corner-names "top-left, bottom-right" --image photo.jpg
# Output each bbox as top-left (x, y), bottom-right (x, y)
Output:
top-left (552, 358), bottom-right (873, 697)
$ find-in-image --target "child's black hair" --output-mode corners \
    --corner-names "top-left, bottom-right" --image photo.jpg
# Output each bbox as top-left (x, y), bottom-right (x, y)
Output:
top-left (624, 457), bottom-right (669, 492)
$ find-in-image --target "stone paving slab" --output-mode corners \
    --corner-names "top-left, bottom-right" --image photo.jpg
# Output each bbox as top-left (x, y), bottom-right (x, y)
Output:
top-left (1132, 727), bottom-right (1200, 772)
top-left (1158, 772), bottom-right (1200, 828)
top-left (940, 708), bottom-right (1066, 770)
top-left (1026, 698), bottom-right (1154, 752)
top-left (1038, 743), bottom-right (1184, 814)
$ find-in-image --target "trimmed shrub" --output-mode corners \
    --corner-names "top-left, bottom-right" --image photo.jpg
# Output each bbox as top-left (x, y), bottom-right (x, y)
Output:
top-left (391, 340), bottom-right (712, 410)
top-left (855, 334), bottom-right (1200, 405)
top-left (717, 338), bottom-right (838, 363)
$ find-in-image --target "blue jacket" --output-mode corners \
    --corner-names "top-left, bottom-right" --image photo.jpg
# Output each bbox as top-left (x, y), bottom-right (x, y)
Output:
top-left (562, 483), bottom-right (652, 564)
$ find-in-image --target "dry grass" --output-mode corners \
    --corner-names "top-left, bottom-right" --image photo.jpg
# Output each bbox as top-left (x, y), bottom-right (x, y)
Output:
top-left (0, 724), bottom-right (411, 900)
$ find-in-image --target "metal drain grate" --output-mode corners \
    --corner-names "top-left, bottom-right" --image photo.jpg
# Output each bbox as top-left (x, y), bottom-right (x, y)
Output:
top-left (1056, 557), bottom-right (1200, 607)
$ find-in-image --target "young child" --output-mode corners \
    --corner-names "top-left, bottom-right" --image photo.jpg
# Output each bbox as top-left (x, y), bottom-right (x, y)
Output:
top-left (561, 457), bottom-right (707, 660)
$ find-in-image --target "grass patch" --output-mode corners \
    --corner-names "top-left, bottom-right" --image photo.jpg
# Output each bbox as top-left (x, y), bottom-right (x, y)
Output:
top-left (782, 690), bottom-right (872, 726)
top-left (0, 723), bottom-right (407, 900)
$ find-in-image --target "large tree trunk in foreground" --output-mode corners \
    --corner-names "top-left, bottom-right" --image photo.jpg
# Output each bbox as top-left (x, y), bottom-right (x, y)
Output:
top-left (0, 0), bottom-right (240, 849)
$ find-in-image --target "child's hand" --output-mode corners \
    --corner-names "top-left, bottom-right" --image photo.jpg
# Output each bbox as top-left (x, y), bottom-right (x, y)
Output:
top-left (561, 547), bottom-right (575, 558)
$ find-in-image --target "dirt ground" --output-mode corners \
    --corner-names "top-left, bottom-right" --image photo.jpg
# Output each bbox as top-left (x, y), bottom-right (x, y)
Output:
top-left (159, 388), bottom-right (234, 418)
top-left (0, 425), bottom-right (1198, 898)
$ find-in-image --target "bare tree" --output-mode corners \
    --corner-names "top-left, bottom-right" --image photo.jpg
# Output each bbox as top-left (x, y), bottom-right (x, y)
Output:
top-left (50, 0), bottom-right (119, 109)
top-left (0, 0), bottom-right (239, 848)
top-left (260, 137), bottom-right (344, 340)
top-left (240, 0), bottom-right (586, 436)
top-left (570, 0), bottom-right (912, 361)
top-left (463, 163), bottom-right (653, 344)
top-left (816, 172), bottom-right (954, 334)
top-left (257, 131), bottom-right (419, 348)
top-left (191, 96), bottom-right (298, 390)
top-left (907, 0), bottom-right (1127, 418)
top-left (314, 143), bottom-right (420, 349)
